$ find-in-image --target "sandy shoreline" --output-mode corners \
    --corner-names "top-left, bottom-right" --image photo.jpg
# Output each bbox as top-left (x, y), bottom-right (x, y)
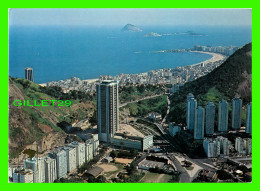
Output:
top-left (190, 51), bottom-right (226, 66)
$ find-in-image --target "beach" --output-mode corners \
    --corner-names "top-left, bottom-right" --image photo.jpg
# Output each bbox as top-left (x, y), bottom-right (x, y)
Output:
top-left (190, 51), bottom-right (226, 66)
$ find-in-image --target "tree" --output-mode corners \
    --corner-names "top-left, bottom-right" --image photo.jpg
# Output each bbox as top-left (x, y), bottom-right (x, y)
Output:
top-left (183, 160), bottom-right (192, 167)
top-left (96, 175), bottom-right (106, 183)
top-left (217, 169), bottom-right (233, 180)
top-left (110, 150), bottom-right (118, 158)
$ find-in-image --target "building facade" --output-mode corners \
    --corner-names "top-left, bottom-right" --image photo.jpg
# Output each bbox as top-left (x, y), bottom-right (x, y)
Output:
top-left (67, 142), bottom-right (85, 168)
top-left (44, 157), bottom-right (57, 183)
top-left (85, 139), bottom-right (94, 162)
top-left (203, 136), bottom-right (229, 158)
top-left (48, 148), bottom-right (67, 179)
top-left (232, 98), bottom-right (242, 130)
top-left (246, 102), bottom-right (252, 135)
top-left (24, 157), bottom-right (45, 183)
top-left (13, 169), bottom-right (34, 183)
top-left (205, 102), bottom-right (215, 135)
top-left (63, 146), bottom-right (77, 173)
top-left (25, 67), bottom-right (33, 82)
top-left (97, 80), bottom-right (119, 143)
top-left (235, 137), bottom-right (252, 156)
top-left (186, 94), bottom-right (197, 131)
top-left (169, 123), bottom-right (181, 137)
top-left (194, 106), bottom-right (205, 140)
top-left (218, 100), bottom-right (229, 132)
top-left (142, 135), bottom-right (154, 150)
top-left (110, 134), bottom-right (153, 151)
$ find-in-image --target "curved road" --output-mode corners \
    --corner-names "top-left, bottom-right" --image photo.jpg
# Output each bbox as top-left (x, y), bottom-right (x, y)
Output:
top-left (119, 94), bottom-right (164, 108)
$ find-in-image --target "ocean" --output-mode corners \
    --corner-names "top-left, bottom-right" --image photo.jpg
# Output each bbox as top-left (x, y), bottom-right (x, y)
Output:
top-left (9, 25), bottom-right (252, 83)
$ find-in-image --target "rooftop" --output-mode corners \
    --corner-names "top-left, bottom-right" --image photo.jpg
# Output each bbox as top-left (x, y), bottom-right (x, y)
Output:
top-left (138, 159), bottom-right (165, 169)
top-left (86, 166), bottom-right (104, 177)
top-left (117, 124), bottom-right (145, 138)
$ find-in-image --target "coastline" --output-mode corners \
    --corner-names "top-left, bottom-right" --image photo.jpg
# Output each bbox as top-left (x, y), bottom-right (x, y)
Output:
top-left (189, 51), bottom-right (226, 66)
top-left (39, 51), bottom-right (226, 86)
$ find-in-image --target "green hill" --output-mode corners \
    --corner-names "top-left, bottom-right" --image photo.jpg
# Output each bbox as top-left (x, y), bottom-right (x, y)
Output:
top-left (9, 77), bottom-right (95, 160)
top-left (168, 43), bottom-right (252, 126)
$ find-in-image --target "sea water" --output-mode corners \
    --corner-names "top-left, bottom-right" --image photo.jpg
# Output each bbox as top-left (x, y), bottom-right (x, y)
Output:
top-left (9, 25), bottom-right (251, 83)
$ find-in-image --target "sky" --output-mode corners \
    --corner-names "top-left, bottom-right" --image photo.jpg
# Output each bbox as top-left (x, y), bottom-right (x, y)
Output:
top-left (9, 8), bottom-right (252, 26)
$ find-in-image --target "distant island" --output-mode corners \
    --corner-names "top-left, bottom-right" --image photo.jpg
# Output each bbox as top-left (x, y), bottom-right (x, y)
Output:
top-left (144, 32), bottom-right (162, 37)
top-left (185, 31), bottom-right (207, 36)
top-left (121, 24), bottom-right (142, 32)
top-left (161, 31), bottom-right (207, 36)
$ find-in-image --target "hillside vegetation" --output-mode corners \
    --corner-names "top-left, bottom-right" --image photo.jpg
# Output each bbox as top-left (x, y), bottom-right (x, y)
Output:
top-left (119, 84), bottom-right (165, 104)
top-left (120, 95), bottom-right (167, 118)
top-left (9, 77), bottom-right (95, 159)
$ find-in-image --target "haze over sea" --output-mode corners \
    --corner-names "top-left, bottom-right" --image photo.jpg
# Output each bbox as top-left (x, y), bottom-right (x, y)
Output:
top-left (9, 25), bottom-right (251, 83)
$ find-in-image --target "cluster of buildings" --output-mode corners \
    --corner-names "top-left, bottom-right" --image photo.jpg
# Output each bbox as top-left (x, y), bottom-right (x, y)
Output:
top-left (96, 80), bottom-right (154, 151)
top-left (100, 61), bottom-right (223, 87)
top-left (11, 135), bottom-right (99, 183)
top-left (186, 93), bottom-right (252, 140)
top-left (203, 136), bottom-right (230, 158)
top-left (192, 45), bottom-right (240, 56)
top-left (11, 78), bottom-right (154, 183)
top-left (45, 77), bottom-right (98, 93)
top-left (235, 137), bottom-right (252, 156)
top-left (43, 57), bottom-right (223, 94)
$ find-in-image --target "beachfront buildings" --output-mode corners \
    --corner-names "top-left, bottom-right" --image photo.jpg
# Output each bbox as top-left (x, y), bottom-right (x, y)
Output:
top-left (218, 100), bottom-right (229, 132)
top-left (232, 98), bottom-right (242, 130)
top-left (205, 102), bottom-right (216, 136)
top-left (246, 102), bottom-right (252, 135)
top-left (194, 106), bottom-right (205, 140)
top-left (97, 80), bottom-right (119, 143)
top-left (186, 93), bottom-right (197, 131)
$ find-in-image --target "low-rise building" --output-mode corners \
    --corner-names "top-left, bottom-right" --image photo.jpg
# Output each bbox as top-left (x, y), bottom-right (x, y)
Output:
top-left (13, 169), bottom-right (34, 183)
top-left (111, 134), bottom-right (153, 151)
top-left (148, 112), bottom-right (162, 122)
top-left (168, 123), bottom-right (181, 137)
